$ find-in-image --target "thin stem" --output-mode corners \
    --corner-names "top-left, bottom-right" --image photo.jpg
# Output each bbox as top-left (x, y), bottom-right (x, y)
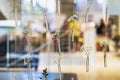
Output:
top-left (86, 54), bottom-right (89, 72)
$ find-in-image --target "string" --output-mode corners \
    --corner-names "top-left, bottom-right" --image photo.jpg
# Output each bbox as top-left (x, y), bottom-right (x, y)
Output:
top-left (28, 37), bottom-right (33, 80)
top-left (57, 32), bottom-right (62, 80)
top-left (73, 0), bottom-right (76, 15)
top-left (58, 56), bottom-right (62, 80)
top-left (72, 23), bottom-right (74, 42)
top-left (11, 1), bottom-right (19, 79)
top-left (80, 46), bottom-right (91, 72)
top-left (104, 7), bottom-right (108, 68)
top-left (45, 0), bottom-right (49, 32)
top-left (84, 0), bottom-right (94, 72)
top-left (57, 0), bottom-right (61, 15)
top-left (12, 4), bottom-right (18, 80)
top-left (86, 53), bottom-right (89, 72)
top-left (27, 1), bottom-right (33, 80)
top-left (85, 0), bottom-right (93, 24)
top-left (52, 31), bottom-right (62, 80)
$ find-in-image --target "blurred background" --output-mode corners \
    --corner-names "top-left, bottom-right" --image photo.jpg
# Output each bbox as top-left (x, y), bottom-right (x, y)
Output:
top-left (0, 0), bottom-right (120, 80)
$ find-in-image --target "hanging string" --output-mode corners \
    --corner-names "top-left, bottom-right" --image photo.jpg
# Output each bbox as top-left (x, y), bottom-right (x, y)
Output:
top-left (23, 29), bottom-right (33, 80)
top-left (54, 55), bottom-right (62, 80)
top-left (67, 15), bottom-right (78, 44)
top-left (57, 0), bottom-right (61, 15)
top-left (72, 0), bottom-right (76, 42)
top-left (85, 0), bottom-right (93, 23)
top-left (101, 7), bottom-right (108, 68)
top-left (72, 23), bottom-right (74, 42)
top-left (104, 7), bottom-right (108, 67)
top-left (52, 31), bottom-right (62, 80)
top-left (30, 0), bottom-right (33, 16)
top-left (45, 0), bottom-right (49, 32)
top-left (26, 1), bottom-right (33, 80)
top-left (86, 53), bottom-right (89, 72)
top-left (104, 49), bottom-right (107, 67)
top-left (56, 0), bottom-right (62, 78)
top-left (11, 1), bottom-right (19, 79)
top-left (57, 56), bottom-right (62, 80)
top-left (80, 46), bottom-right (91, 72)
top-left (73, 0), bottom-right (76, 15)
top-left (12, 5), bottom-right (18, 80)
top-left (57, 31), bottom-right (62, 80)
top-left (28, 37), bottom-right (33, 80)
top-left (57, 32), bottom-right (62, 80)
